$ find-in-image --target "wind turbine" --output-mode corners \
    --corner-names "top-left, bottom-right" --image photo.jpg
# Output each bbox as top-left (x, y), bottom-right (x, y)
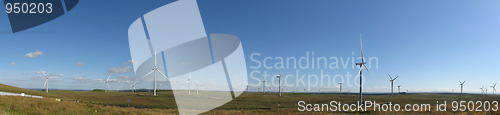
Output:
top-left (262, 80), bottom-right (266, 94)
top-left (141, 52), bottom-right (168, 96)
top-left (480, 86), bottom-right (484, 95)
top-left (105, 76), bottom-right (111, 93)
top-left (397, 85), bottom-right (401, 96)
top-left (491, 83), bottom-right (497, 95)
top-left (339, 82), bottom-right (343, 95)
top-left (276, 71), bottom-right (282, 97)
top-left (187, 72), bottom-right (191, 95)
top-left (355, 33), bottom-right (373, 105)
top-left (388, 74), bottom-right (399, 96)
top-left (195, 82), bottom-right (201, 95)
top-left (459, 80), bottom-right (466, 94)
top-left (131, 81), bottom-right (137, 93)
top-left (40, 69), bottom-right (49, 93)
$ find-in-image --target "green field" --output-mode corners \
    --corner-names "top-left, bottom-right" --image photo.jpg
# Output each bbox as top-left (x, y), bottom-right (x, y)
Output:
top-left (0, 84), bottom-right (498, 115)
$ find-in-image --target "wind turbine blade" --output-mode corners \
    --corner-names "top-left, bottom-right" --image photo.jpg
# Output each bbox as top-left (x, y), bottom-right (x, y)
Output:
top-left (107, 83), bottom-right (111, 90)
top-left (154, 51), bottom-right (158, 68)
top-left (142, 70), bottom-right (155, 78)
top-left (394, 76), bottom-right (399, 80)
top-left (388, 74), bottom-right (392, 80)
top-left (359, 33), bottom-right (364, 62)
top-left (157, 70), bottom-right (168, 79)
top-left (463, 80), bottom-right (466, 84)
top-left (106, 76), bottom-right (111, 81)
top-left (40, 69), bottom-right (49, 78)
top-left (363, 64), bottom-right (374, 77)
top-left (42, 80), bottom-right (47, 89)
top-left (354, 66), bottom-right (363, 78)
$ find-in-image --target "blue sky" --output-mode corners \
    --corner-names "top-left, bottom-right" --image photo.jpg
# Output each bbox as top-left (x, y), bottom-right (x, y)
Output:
top-left (0, 0), bottom-right (499, 93)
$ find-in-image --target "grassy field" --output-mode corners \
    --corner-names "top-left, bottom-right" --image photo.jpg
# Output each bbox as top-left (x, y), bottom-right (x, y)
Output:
top-left (0, 84), bottom-right (499, 114)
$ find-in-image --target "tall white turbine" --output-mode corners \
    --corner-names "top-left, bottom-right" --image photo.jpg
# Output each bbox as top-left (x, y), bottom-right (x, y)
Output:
top-left (141, 52), bottom-right (168, 96)
top-left (105, 76), bottom-right (111, 93)
top-left (459, 80), bottom-right (466, 94)
top-left (40, 69), bottom-right (49, 93)
top-left (491, 83), bottom-right (497, 95)
top-left (355, 33), bottom-right (374, 105)
top-left (339, 82), bottom-right (343, 95)
top-left (276, 71), bottom-right (282, 97)
top-left (388, 74), bottom-right (399, 96)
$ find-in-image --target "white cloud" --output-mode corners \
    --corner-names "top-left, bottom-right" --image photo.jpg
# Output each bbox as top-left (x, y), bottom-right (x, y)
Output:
top-left (94, 78), bottom-right (118, 82)
top-left (108, 66), bottom-right (132, 74)
top-left (75, 62), bottom-right (84, 66)
top-left (35, 70), bottom-right (46, 74)
top-left (9, 62), bottom-right (16, 65)
top-left (123, 60), bottom-right (138, 65)
top-left (24, 50), bottom-right (43, 58)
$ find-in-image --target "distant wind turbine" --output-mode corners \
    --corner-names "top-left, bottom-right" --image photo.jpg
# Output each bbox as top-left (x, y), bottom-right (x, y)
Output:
top-left (480, 86), bottom-right (484, 95)
top-left (355, 33), bottom-right (374, 105)
top-left (388, 74), bottom-right (399, 96)
top-left (339, 82), bottom-right (343, 95)
top-left (131, 81), bottom-right (136, 93)
top-left (397, 85), bottom-right (401, 96)
top-left (491, 83), bottom-right (497, 95)
top-left (105, 76), bottom-right (111, 93)
top-left (187, 72), bottom-right (191, 95)
top-left (459, 80), bottom-right (466, 94)
top-left (262, 80), bottom-right (266, 94)
top-left (276, 71), bottom-right (282, 96)
top-left (40, 69), bottom-right (50, 93)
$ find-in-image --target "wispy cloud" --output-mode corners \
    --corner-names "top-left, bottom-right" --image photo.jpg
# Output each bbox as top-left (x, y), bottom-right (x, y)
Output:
top-left (75, 62), bottom-right (84, 66)
top-left (24, 50), bottom-right (43, 58)
top-left (9, 62), bottom-right (16, 65)
top-left (123, 60), bottom-right (138, 65)
top-left (107, 66), bottom-right (132, 74)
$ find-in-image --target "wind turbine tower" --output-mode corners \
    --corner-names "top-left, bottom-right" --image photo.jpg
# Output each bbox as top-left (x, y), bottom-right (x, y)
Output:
top-left (339, 82), bottom-right (343, 95)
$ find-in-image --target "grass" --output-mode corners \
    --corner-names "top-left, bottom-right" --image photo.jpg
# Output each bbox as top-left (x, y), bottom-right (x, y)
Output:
top-left (0, 84), bottom-right (499, 114)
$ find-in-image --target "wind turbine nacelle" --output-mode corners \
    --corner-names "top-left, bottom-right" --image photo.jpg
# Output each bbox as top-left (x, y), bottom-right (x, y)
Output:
top-left (355, 62), bottom-right (366, 65)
